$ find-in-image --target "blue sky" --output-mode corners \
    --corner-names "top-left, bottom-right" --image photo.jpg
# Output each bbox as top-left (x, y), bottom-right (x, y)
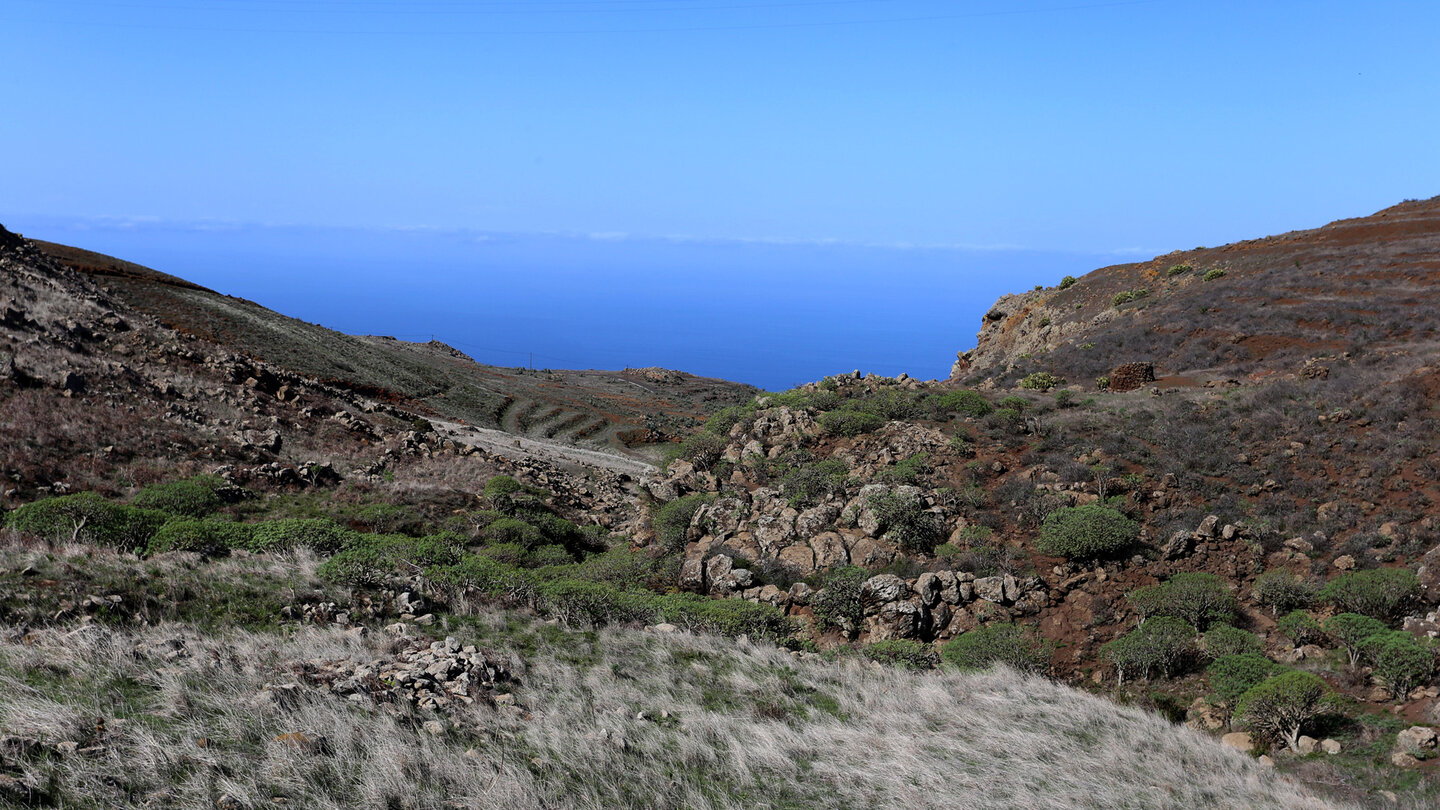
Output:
top-left (4, 1), bottom-right (1439, 388)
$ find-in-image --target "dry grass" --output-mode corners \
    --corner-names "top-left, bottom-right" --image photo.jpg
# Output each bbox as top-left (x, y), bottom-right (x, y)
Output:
top-left (0, 614), bottom-right (1358, 810)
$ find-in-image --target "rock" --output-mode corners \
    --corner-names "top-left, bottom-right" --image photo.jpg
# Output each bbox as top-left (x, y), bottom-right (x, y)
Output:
top-left (914, 572), bottom-right (941, 607)
top-left (973, 576), bottom-right (1008, 604)
top-left (935, 570), bottom-right (961, 605)
top-left (1185, 697), bottom-right (1225, 731)
top-left (1220, 732), bottom-right (1254, 753)
top-left (848, 537), bottom-right (895, 568)
top-left (777, 543), bottom-right (816, 574)
top-left (1295, 735), bottom-right (1317, 755)
top-left (705, 555), bottom-right (733, 585)
top-left (1320, 738), bottom-right (1342, 755)
top-left (1257, 755), bottom-right (1275, 768)
top-left (1283, 537), bottom-right (1314, 554)
top-left (787, 582), bottom-right (813, 606)
top-left (862, 600), bottom-right (924, 641)
top-left (1161, 531), bottom-right (1192, 560)
top-left (1333, 555), bottom-right (1356, 571)
top-left (1397, 726), bottom-right (1438, 754)
top-left (1107, 362), bottom-right (1155, 393)
top-left (679, 557), bottom-right (706, 592)
top-left (1418, 545), bottom-right (1440, 605)
top-left (860, 575), bottom-right (908, 613)
top-left (422, 720), bottom-right (446, 735)
top-left (809, 532), bottom-right (850, 568)
top-left (649, 623), bottom-right (679, 634)
top-left (1195, 515), bottom-right (1220, 538)
top-left (1391, 751), bottom-right (1421, 767)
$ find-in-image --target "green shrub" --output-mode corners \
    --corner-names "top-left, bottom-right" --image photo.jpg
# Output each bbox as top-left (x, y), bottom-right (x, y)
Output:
top-left (247, 518), bottom-right (358, 554)
top-left (317, 534), bottom-right (463, 587)
top-left (1094, 376), bottom-right (1110, 390)
top-left (849, 388), bottom-right (925, 420)
top-left (651, 493), bottom-right (715, 552)
top-left (1059, 275), bottom-right (1078, 289)
top-left (1019, 372), bottom-right (1065, 391)
top-left (1324, 612), bottom-right (1389, 666)
top-left (1277, 610), bottom-right (1324, 646)
top-left (1167, 263), bottom-right (1192, 277)
top-left (1101, 617), bottom-right (1196, 682)
top-left (1128, 572), bottom-right (1236, 631)
top-left (864, 639), bottom-right (938, 670)
top-left (818, 410), bottom-right (884, 437)
top-left (1202, 268), bottom-right (1226, 281)
top-left (1319, 568), bottom-right (1420, 621)
top-left (1235, 671), bottom-right (1331, 752)
top-left (941, 624), bottom-right (1051, 674)
top-left (571, 548), bottom-right (657, 590)
top-left (929, 390), bottom-right (993, 418)
top-left (7, 492), bottom-right (168, 551)
top-left (1053, 389), bottom-right (1075, 408)
top-left (534, 579), bottom-right (657, 628)
top-left (667, 431), bottom-right (728, 471)
top-left (145, 519), bottom-right (252, 557)
top-left (132, 475), bottom-right (225, 518)
top-left (477, 542), bottom-right (530, 567)
top-left (1208, 653), bottom-right (1285, 706)
top-left (480, 517), bottom-right (542, 549)
top-left (1204, 624), bottom-right (1262, 658)
top-left (866, 490), bottom-right (944, 552)
top-left (425, 554), bottom-right (533, 601)
top-left (811, 566), bottom-right (868, 636)
top-left (1253, 570), bottom-right (1317, 615)
top-left (655, 592), bottom-right (792, 642)
top-left (1035, 504), bottom-right (1138, 560)
top-left (877, 453), bottom-right (928, 487)
top-left (1361, 631), bottom-right (1435, 699)
top-left (782, 459), bottom-right (848, 508)
top-left (528, 544), bottom-right (575, 568)
top-left (997, 395), bottom-right (1029, 411)
top-left (484, 475), bottom-right (527, 514)
top-left (1111, 289), bottom-right (1149, 306)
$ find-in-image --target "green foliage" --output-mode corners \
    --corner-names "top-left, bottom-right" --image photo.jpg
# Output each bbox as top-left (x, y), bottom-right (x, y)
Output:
top-left (1101, 617), bottom-right (1196, 681)
top-left (6, 492), bottom-right (168, 551)
top-left (781, 459), bottom-right (848, 508)
top-left (533, 578), bottom-right (657, 628)
top-left (1204, 624), bottom-right (1262, 659)
top-left (817, 409), bottom-right (884, 437)
top-left (1094, 375), bottom-right (1110, 390)
top-left (929, 389), bottom-right (993, 418)
top-left (1035, 503), bottom-right (1138, 560)
top-left (863, 640), bottom-right (938, 670)
top-left (702, 403), bottom-right (758, 437)
top-left (1319, 568), bottom-right (1420, 621)
top-left (1207, 653), bottom-right (1285, 706)
top-left (877, 453), bottom-right (928, 486)
top-left (1235, 671), bottom-right (1331, 751)
top-left (1111, 288), bottom-right (1149, 306)
top-left (940, 624), bottom-right (1051, 674)
top-left (317, 533), bottom-right (464, 586)
top-left (1277, 610), bottom-right (1324, 646)
top-left (651, 493), bottom-right (715, 552)
top-left (476, 542), bottom-right (530, 567)
top-left (866, 489), bottom-right (944, 552)
top-left (667, 431), bottom-right (729, 471)
top-left (528, 544), bottom-right (576, 568)
top-left (1361, 631), bottom-right (1435, 699)
top-left (411, 417), bottom-right (435, 434)
top-left (569, 548), bottom-right (658, 590)
top-left (1166, 263), bottom-right (1192, 277)
top-left (655, 592), bottom-right (792, 642)
top-left (247, 518), bottom-right (358, 554)
top-left (1059, 275), bottom-right (1078, 289)
top-left (811, 566), bottom-right (867, 635)
top-left (1253, 570), bottom-right (1316, 615)
top-left (1324, 612), bottom-right (1390, 666)
top-left (1127, 572), bottom-right (1236, 631)
top-left (997, 395), bottom-right (1029, 411)
top-left (1053, 389), bottom-right (1075, 409)
top-left (482, 517), bottom-right (543, 549)
top-left (1019, 372), bottom-right (1065, 391)
top-left (1202, 268), bottom-right (1226, 281)
top-left (145, 519), bottom-right (252, 557)
top-left (131, 475), bottom-right (226, 518)
top-left (425, 554), bottom-right (533, 600)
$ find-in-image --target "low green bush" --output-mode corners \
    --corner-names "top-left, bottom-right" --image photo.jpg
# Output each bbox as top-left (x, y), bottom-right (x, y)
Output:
top-left (941, 624), bottom-right (1051, 674)
top-left (132, 475), bottom-right (226, 518)
top-left (1166, 263), bottom-right (1192, 277)
top-left (7, 492), bottom-right (168, 551)
top-left (247, 518), bottom-right (358, 554)
top-left (1207, 653), bottom-right (1285, 706)
top-left (1277, 610), bottom-right (1324, 646)
top-left (1253, 570), bottom-right (1316, 615)
top-left (1035, 503), bottom-right (1138, 560)
top-left (317, 533), bottom-right (464, 586)
top-left (1128, 572), bottom-right (1236, 631)
top-left (652, 493), bottom-right (715, 551)
top-left (1202, 268), bottom-right (1226, 281)
top-left (1059, 275), bottom-right (1078, 289)
top-left (818, 410), bottom-right (885, 437)
top-left (482, 517), bottom-right (544, 549)
top-left (866, 490), bottom-right (944, 552)
top-left (655, 592), bottom-right (792, 642)
top-left (1019, 372), bottom-right (1065, 391)
top-left (1235, 671), bottom-right (1331, 752)
top-left (1361, 631), bottom-right (1436, 699)
top-left (1203, 624), bottom-right (1262, 658)
top-left (534, 578), bottom-right (656, 628)
top-left (145, 519), bottom-right (252, 556)
top-left (811, 566), bottom-right (868, 635)
top-left (1320, 568), bottom-right (1420, 621)
top-left (863, 639), bottom-right (938, 670)
top-left (877, 453), bottom-right (928, 487)
top-left (1324, 612), bottom-right (1389, 666)
top-left (1101, 617), bottom-right (1196, 682)
top-left (929, 389), bottom-right (993, 418)
top-left (782, 459), bottom-right (848, 508)
top-left (425, 554), bottom-right (533, 601)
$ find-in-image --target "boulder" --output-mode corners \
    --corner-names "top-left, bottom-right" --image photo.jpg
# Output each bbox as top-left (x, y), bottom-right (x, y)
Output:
top-left (777, 543), bottom-right (816, 574)
top-left (914, 572), bottom-right (942, 607)
top-left (1196, 515), bottom-right (1221, 538)
top-left (974, 576), bottom-right (1007, 604)
top-left (1295, 736), bottom-right (1318, 755)
top-left (1320, 739), bottom-right (1342, 755)
top-left (1220, 732), bottom-right (1254, 753)
top-left (1418, 544), bottom-right (1440, 605)
top-left (809, 532), bottom-right (850, 568)
top-left (1397, 726), bottom-right (1439, 755)
top-left (862, 600), bottom-right (924, 641)
top-left (860, 575), bottom-right (908, 613)
top-left (1161, 531), bottom-right (1192, 560)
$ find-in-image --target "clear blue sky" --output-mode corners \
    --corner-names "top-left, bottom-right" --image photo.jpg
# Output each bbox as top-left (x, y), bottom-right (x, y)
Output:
top-left (3, 1), bottom-right (1439, 388)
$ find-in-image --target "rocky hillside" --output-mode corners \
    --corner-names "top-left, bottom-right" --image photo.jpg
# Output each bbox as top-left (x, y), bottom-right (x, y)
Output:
top-left (33, 237), bottom-right (757, 460)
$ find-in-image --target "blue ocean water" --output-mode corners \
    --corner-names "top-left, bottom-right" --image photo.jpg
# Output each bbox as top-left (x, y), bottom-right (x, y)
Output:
top-left (26, 223), bottom-right (1128, 391)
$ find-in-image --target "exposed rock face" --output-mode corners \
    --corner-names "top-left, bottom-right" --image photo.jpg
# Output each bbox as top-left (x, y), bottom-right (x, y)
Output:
top-left (1107, 362), bottom-right (1156, 392)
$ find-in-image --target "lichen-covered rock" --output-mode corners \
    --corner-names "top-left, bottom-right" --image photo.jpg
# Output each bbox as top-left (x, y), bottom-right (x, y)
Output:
top-left (860, 575), bottom-right (908, 614)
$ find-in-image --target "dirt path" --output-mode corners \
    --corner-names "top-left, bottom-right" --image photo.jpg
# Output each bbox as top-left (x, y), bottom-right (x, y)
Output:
top-left (434, 419), bottom-right (656, 478)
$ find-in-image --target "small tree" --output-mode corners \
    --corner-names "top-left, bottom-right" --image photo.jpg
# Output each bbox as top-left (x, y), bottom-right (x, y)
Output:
top-left (1361, 631), bottom-right (1436, 700)
top-left (1203, 624), bottom-right (1262, 659)
top-left (1320, 568), bottom-right (1421, 622)
top-left (811, 565), bottom-right (868, 637)
top-left (1101, 617), bottom-right (1196, 683)
top-left (941, 624), bottom-right (1051, 675)
top-left (1128, 572), bottom-right (1236, 631)
top-left (1235, 671), bottom-right (1331, 752)
top-left (1208, 654), bottom-right (1286, 708)
top-left (1253, 570), bottom-right (1317, 616)
top-left (650, 493), bottom-right (714, 552)
top-left (1277, 610), bottom-right (1325, 646)
top-left (1323, 613), bottom-right (1388, 667)
top-left (1036, 503), bottom-right (1138, 560)
top-left (867, 490), bottom-right (944, 552)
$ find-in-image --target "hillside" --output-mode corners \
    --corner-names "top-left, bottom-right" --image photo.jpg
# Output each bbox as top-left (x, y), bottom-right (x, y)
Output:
top-left (32, 238), bottom-right (757, 459)
top-left (4, 208), bottom-right (1440, 809)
